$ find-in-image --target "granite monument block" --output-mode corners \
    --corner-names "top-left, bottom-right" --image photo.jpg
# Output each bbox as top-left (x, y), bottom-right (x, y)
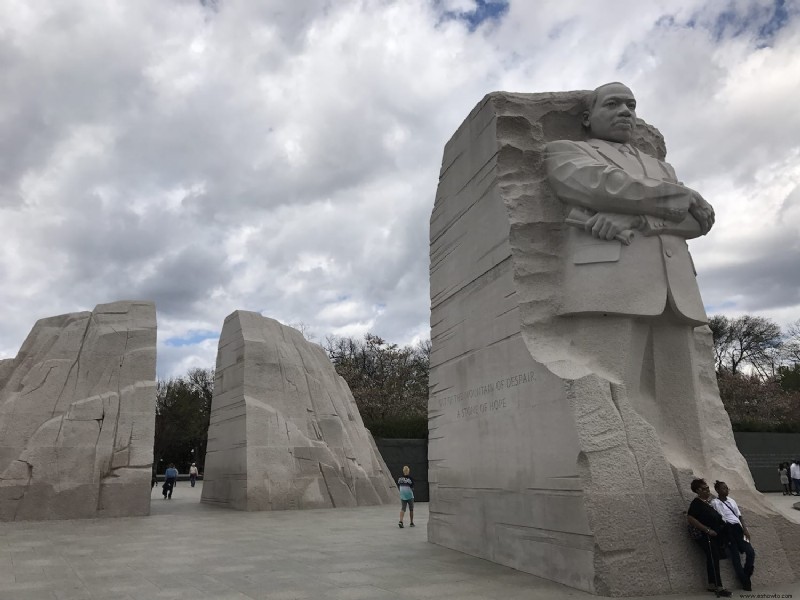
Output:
top-left (428, 87), bottom-right (800, 595)
top-left (201, 311), bottom-right (396, 510)
top-left (0, 301), bottom-right (156, 520)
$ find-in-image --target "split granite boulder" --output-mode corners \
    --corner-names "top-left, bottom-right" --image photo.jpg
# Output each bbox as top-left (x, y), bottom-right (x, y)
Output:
top-left (201, 311), bottom-right (395, 510)
top-left (0, 301), bottom-right (156, 521)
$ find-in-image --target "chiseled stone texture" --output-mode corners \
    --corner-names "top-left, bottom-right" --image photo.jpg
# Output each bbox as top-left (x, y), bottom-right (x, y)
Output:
top-left (0, 301), bottom-right (156, 521)
top-left (201, 311), bottom-right (395, 511)
top-left (428, 92), bottom-right (800, 595)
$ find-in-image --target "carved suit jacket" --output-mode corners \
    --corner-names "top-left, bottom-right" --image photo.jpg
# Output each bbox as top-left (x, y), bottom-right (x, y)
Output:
top-left (545, 138), bottom-right (707, 326)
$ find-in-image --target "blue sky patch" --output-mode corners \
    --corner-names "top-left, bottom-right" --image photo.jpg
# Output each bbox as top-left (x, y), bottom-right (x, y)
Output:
top-left (165, 330), bottom-right (218, 347)
top-left (709, 0), bottom-right (790, 43)
top-left (435, 0), bottom-right (509, 32)
top-left (656, 0), bottom-right (790, 47)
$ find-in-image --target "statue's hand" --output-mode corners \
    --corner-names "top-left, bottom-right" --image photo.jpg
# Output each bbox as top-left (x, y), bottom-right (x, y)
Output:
top-left (689, 191), bottom-right (715, 234)
top-left (585, 212), bottom-right (642, 241)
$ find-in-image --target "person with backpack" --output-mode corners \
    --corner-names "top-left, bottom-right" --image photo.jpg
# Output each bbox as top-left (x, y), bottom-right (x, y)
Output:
top-left (162, 463), bottom-right (178, 499)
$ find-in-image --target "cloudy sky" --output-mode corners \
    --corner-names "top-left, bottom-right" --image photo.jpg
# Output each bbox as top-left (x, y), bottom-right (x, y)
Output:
top-left (1, 0), bottom-right (798, 377)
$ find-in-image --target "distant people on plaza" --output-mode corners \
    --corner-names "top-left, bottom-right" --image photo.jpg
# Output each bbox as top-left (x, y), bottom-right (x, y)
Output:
top-left (397, 465), bottom-right (415, 529)
top-left (791, 460), bottom-right (800, 496)
top-left (189, 463), bottom-right (199, 487)
top-left (151, 469), bottom-right (157, 490)
top-left (779, 463), bottom-right (790, 495)
top-left (686, 478), bottom-right (731, 597)
top-left (711, 481), bottom-right (755, 592)
top-left (163, 463), bottom-right (178, 499)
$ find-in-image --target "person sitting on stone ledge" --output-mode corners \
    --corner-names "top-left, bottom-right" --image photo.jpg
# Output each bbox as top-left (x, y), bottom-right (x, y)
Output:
top-left (686, 478), bottom-right (732, 597)
top-left (711, 480), bottom-right (755, 592)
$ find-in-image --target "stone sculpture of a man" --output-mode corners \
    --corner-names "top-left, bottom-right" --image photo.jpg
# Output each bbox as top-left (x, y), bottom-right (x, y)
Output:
top-left (545, 82), bottom-right (717, 466)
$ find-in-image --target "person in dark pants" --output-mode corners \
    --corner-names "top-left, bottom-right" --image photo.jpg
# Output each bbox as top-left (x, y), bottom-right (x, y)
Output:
top-left (687, 478), bottom-right (731, 597)
top-left (791, 460), bottom-right (800, 496)
top-left (189, 463), bottom-right (198, 488)
top-left (162, 463), bottom-right (178, 499)
top-left (712, 481), bottom-right (755, 591)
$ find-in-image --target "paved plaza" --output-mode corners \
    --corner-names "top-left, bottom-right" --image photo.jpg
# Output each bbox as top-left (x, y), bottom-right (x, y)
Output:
top-left (0, 483), bottom-right (798, 600)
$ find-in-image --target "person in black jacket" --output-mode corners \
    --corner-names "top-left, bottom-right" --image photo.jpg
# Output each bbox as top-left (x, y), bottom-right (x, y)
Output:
top-left (686, 478), bottom-right (731, 597)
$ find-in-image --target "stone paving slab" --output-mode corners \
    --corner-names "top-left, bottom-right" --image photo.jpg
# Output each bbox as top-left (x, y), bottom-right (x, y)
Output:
top-left (0, 484), bottom-right (797, 599)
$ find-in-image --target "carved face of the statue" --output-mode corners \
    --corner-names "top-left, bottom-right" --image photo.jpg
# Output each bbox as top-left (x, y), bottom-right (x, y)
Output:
top-left (583, 83), bottom-right (637, 143)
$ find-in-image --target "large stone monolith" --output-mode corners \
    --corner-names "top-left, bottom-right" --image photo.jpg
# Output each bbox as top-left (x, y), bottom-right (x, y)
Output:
top-left (0, 301), bottom-right (156, 520)
top-left (427, 91), bottom-right (800, 595)
top-left (201, 311), bottom-right (396, 510)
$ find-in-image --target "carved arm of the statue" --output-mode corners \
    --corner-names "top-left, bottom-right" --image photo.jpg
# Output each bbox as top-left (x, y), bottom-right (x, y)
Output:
top-left (639, 191), bottom-right (714, 238)
top-left (564, 207), bottom-right (637, 245)
top-left (545, 140), bottom-right (692, 222)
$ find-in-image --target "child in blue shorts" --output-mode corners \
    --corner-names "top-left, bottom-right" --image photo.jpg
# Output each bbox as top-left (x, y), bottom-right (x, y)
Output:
top-left (397, 465), bottom-right (415, 528)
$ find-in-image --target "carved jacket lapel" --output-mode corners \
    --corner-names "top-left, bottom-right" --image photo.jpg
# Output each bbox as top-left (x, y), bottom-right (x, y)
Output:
top-left (589, 139), bottom-right (642, 174)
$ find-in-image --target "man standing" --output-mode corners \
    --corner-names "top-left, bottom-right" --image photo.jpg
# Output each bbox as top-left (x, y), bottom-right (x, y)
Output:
top-left (189, 463), bottom-right (199, 488)
top-left (545, 82), bottom-right (716, 466)
top-left (791, 460), bottom-right (800, 496)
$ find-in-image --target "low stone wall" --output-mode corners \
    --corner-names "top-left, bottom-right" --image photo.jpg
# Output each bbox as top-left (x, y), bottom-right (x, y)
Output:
top-left (734, 432), bottom-right (800, 492)
top-left (374, 438), bottom-right (428, 502)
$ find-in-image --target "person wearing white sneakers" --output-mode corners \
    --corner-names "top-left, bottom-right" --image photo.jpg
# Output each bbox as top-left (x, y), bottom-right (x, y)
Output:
top-left (397, 466), bottom-right (415, 528)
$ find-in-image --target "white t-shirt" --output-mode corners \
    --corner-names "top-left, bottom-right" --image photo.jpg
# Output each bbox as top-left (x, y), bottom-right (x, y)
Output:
top-left (791, 463), bottom-right (800, 479)
top-left (711, 496), bottom-right (742, 526)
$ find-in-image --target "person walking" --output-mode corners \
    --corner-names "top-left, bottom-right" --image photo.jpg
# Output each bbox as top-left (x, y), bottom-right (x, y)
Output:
top-left (397, 466), bottom-right (415, 529)
top-left (189, 463), bottom-right (199, 488)
top-left (163, 463), bottom-right (178, 499)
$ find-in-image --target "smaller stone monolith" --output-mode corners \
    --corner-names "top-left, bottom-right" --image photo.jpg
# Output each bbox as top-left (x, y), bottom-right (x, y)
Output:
top-left (201, 311), bottom-right (396, 510)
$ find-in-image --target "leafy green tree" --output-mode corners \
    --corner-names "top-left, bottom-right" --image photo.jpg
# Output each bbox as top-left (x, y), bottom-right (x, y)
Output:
top-left (153, 368), bottom-right (214, 473)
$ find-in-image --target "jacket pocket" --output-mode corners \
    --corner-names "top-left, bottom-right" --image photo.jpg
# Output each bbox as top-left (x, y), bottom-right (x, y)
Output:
top-left (573, 241), bottom-right (621, 264)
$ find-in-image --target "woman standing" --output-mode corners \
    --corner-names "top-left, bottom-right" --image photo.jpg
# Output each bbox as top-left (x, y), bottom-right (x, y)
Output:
top-left (686, 478), bottom-right (731, 597)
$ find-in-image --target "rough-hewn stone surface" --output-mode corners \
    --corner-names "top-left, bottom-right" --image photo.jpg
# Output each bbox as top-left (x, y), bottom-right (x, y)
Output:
top-left (0, 301), bottom-right (156, 521)
top-left (428, 92), bottom-right (800, 595)
top-left (201, 311), bottom-right (395, 511)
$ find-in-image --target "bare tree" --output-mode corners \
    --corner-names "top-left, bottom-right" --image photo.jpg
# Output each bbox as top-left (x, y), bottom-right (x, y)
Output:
top-left (289, 321), bottom-right (316, 342)
top-left (709, 314), bottom-right (783, 376)
top-left (784, 319), bottom-right (800, 365)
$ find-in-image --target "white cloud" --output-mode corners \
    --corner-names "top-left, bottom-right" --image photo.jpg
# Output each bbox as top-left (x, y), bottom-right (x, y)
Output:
top-left (0, 0), bottom-right (798, 378)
